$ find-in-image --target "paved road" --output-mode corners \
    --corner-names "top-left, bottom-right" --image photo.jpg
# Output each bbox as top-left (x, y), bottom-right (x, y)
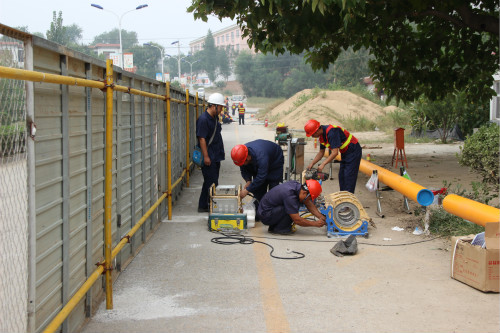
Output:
top-left (82, 115), bottom-right (499, 333)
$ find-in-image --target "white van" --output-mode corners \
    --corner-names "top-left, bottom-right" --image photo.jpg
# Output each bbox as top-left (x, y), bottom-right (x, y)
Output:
top-left (197, 88), bottom-right (205, 98)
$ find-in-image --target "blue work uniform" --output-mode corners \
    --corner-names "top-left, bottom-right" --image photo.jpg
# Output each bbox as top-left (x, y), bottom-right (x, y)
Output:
top-left (319, 125), bottom-right (362, 193)
top-left (257, 181), bottom-right (302, 234)
top-left (196, 110), bottom-right (225, 210)
top-left (240, 140), bottom-right (284, 206)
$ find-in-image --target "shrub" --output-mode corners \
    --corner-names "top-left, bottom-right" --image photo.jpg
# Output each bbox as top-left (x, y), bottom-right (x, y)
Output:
top-left (457, 123), bottom-right (500, 185)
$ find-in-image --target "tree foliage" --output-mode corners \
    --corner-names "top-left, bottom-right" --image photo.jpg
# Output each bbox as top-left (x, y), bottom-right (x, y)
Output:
top-left (46, 11), bottom-right (69, 45)
top-left (91, 29), bottom-right (139, 51)
top-left (458, 123), bottom-right (500, 185)
top-left (188, 0), bottom-right (499, 104)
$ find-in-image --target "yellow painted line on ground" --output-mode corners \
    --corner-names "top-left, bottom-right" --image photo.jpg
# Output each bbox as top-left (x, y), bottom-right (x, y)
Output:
top-left (253, 244), bottom-right (290, 333)
top-left (235, 122), bottom-right (288, 332)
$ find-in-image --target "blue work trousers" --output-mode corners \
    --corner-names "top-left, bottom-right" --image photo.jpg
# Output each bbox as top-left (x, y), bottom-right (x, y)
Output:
top-left (198, 161), bottom-right (221, 210)
top-left (338, 143), bottom-right (362, 193)
top-left (260, 205), bottom-right (293, 234)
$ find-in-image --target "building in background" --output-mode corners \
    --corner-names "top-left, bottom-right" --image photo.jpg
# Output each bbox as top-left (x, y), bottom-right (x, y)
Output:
top-left (189, 24), bottom-right (255, 57)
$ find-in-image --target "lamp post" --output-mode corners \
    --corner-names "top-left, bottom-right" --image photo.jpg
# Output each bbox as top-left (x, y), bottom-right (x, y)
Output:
top-left (91, 3), bottom-right (148, 68)
top-left (181, 57), bottom-right (200, 91)
top-left (143, 43), bottom-right (165, 81)
top-left (171, 40), bottom-right (181, 82)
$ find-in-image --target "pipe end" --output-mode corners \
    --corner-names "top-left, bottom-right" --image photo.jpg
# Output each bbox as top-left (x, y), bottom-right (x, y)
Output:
top-left (417, 189), bottom-right (434, 206)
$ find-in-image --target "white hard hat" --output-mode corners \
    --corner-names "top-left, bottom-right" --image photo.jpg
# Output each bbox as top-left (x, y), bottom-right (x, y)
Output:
top-left (207, 93), bottom-right (225, 106)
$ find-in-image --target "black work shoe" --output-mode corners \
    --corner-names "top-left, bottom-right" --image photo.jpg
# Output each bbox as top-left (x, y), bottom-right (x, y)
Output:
top-left (268, 228), bottom-right (294, 235)
top-left (197, 207), bottom-right (209, 213)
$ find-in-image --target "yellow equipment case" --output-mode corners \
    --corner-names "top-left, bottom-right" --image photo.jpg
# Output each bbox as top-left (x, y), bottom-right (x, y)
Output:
top-left (208, 184), bottom-right (247, 231)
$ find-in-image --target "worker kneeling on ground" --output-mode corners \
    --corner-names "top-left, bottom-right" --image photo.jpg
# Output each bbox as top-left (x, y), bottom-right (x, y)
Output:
top-left (257, 180), bottom-right (326, 235)
top-left (231, 140), bottom-right (284, 210)
top-left (304, 119), bottom-right (362, 194)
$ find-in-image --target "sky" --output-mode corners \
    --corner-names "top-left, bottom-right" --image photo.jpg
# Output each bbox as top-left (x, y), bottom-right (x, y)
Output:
top-left (0, 0), bottom-right (236, 54)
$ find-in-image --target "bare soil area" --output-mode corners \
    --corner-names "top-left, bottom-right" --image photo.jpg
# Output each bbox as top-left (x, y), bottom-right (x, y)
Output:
top-left (265, 89), bottom-right (400, 129)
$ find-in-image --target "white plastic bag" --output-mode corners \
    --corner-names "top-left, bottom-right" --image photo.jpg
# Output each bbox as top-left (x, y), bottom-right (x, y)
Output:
top-left (365, 172), bottom-right (378, 192)
top-left (242, 200), bottom-right (256, 228)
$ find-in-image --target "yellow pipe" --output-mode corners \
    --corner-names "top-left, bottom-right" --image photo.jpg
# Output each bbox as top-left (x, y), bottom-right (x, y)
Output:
top-left (442, 194), bottom-right (500, 227)
top-left (113, 85), bottom-right (165, 100)
top-left (104, 60), bottom-right (114, 309)
top-left (196, 92), bottom-right (199, 119)
top-left (0, 66), bottom-right (105, 89)
top-left (186, 90), bottom-right (190, 187)
top-left (172, 169), bottom-right (187, 190)
top-left (42, 266), bottom-right (104, 333)
top-left (112, 192), bottom-right (168, 258)
top-left (166, 82), bottom-right (173, 220)
top-left (358, 159), bottom-right (434, 206)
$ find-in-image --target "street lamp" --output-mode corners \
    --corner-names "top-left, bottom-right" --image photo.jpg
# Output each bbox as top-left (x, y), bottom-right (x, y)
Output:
top-left (91, 3), bottom-right (148, 68)
top-left (143, 43), bottom-right (165, 81)
top-left (181, 57), bottom-right (200, 91)
top-left (171, 40), bottom-right (181, 82)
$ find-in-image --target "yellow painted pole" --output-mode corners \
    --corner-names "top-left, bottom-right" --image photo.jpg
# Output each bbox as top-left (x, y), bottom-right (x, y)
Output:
top-left (442, 194), bottom-right (500, 227)
top-left (104, 59), bottom-right (114, 309)
top-left (166, 82), bottom-right (173, 220)
top-left (195, 92), bottom-right (199, 119)
top-left (186, 89), bottom-right (190, 187)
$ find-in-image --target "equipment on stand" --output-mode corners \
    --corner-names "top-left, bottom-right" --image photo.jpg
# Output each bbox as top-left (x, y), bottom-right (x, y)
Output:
top-left (275, 125), bottom-right (292, 146)
top-left (284, 137), bottom-right (307, 181)
top-left (208, 184), bottom-right (247, 231)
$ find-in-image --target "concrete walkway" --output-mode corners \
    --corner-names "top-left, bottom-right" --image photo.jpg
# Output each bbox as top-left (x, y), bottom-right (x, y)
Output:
top-left (81, 116), bottom-right (499, 333)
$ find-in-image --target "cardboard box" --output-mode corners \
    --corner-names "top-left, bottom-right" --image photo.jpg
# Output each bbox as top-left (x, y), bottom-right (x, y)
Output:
top-left (451, 223), bottom-right (500, 292)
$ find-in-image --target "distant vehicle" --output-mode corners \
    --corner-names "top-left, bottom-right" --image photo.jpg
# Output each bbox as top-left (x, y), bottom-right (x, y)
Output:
top-left (231, 94), bottom-right (246, 108)
top-left (197, 88), bottom-right (205, 98)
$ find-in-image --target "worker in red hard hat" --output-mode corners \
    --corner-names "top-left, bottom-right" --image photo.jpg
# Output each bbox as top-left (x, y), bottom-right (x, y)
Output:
top-left (257, 180), bottom-right (326, 235)
top-left (304, 119), bottom-right (362, 193)
top-left (230, 140), bottom-right (284, 213)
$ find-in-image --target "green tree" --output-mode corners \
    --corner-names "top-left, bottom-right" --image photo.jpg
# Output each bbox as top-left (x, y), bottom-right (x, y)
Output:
top-left (202, 30), bottom-right (217, 82)
top-left (46, 11), bottom-right (69, 45)
top-left (189, 0), bottom-right (499, 104)
top-left (91, 29), bottom-right (138, 51)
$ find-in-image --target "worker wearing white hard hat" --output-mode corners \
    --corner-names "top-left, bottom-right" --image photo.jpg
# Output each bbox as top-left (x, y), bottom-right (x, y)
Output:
top-left (196, 93), bottom-right (226, 212)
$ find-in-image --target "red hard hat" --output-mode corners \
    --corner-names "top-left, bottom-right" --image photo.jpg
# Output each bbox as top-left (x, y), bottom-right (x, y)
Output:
top-left (239, 102), bottom-right (243, 106)
top-left (304, 119), bottom-right (320, 137)
top-left (305, 179), bottom-right (322, 201)
top-left (231, 144), bottom-right (248, 166)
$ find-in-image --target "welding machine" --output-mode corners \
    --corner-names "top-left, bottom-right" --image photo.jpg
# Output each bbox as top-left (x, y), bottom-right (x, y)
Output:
top-left (208, 184), bottom-right (247, 231)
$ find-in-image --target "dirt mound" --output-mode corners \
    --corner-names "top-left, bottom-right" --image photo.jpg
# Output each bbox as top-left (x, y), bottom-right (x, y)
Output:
top-left (268, 89), bottom-right (388, 130)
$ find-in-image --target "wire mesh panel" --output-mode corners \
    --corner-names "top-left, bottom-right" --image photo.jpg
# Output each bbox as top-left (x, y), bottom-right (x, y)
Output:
top-left (0, 34), bottom-right (28, 333)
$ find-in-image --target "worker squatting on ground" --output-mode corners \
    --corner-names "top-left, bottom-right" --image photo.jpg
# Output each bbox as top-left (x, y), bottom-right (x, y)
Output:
top-left (230, 140), bottom-right (284, 211)
top-left (257, 180), bottom-right (326, 235)
top-left (304, 119), bottom-right (362, 194)
top-left (238, 102), bottom-right (245, 125)
top-left (196, 93), bottom-right (226, 213)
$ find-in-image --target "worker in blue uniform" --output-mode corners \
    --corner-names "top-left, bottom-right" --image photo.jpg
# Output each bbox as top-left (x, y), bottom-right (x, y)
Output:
top-left (257, 180), bottom-right (326, 235)
top-left (196, 93), bottom-right (226, 213)
top-left (230, 140), bottom-right (284, 207)
top-left (304, 119), bottom-right (362, 194)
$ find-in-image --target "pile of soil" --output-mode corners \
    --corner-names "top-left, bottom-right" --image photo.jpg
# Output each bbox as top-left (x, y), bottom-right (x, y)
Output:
top-left (267, 89), bottom-right (399, 130)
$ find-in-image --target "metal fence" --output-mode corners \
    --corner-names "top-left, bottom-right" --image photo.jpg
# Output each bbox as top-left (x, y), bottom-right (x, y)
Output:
top-left (0, 24), bottom-right (202, 333)
top-left (0, 31), bottom-right (28, 333)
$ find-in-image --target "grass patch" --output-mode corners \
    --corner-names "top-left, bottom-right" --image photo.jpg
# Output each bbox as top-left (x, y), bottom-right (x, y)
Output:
top-left (341, 115), bottom-right (376, 131)
top-left (426, 208), bottom-right (484, 236)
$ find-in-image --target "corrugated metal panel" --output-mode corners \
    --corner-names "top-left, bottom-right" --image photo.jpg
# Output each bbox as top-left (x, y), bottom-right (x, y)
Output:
top-left (22, 34), bottom-right (178, 333)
